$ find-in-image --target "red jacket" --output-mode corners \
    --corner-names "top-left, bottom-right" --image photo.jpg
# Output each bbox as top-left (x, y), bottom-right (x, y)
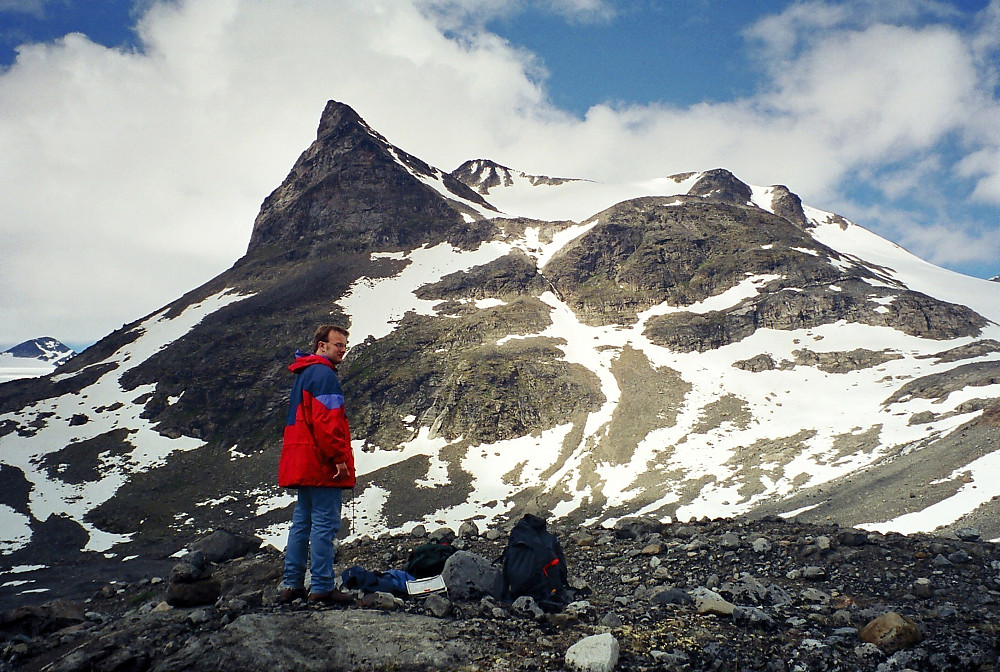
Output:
top-left (278, 352), bottom-right (355, 488)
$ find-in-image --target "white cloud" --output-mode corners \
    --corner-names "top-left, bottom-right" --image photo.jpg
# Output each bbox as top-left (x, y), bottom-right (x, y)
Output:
top-left (0, 0), bottom-right (997, 347)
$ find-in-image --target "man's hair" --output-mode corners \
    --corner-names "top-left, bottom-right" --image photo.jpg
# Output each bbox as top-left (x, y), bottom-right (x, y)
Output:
top-left (312, 324), bottom-right (349, 353)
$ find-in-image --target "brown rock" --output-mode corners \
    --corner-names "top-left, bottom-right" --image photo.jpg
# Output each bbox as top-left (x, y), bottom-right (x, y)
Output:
top-left (859, 612), bottom-right (923, 653)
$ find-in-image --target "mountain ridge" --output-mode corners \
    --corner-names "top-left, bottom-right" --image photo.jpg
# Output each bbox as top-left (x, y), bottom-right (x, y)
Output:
top-left (2, 100), bottom-right (999, 609)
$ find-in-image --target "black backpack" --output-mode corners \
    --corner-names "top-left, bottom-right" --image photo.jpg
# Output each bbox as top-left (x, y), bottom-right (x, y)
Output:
top-left (500, 514), bottom-right (568, 606)
top-left (404, 542), bottom-right (456, 578)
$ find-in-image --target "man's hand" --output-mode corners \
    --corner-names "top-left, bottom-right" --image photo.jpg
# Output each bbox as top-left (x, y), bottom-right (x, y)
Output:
top-left (333, 462), bottom-right (349, 480)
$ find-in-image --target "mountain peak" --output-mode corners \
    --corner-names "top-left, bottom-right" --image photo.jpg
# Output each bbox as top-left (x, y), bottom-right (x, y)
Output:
top-left (316, 100), bottom-right (366, 140)
top-left (3, 337), bottom-right (72, 363)
top-left (246, 101), bottom-right (494, 254)
top-left (451, 159), bottom-right (583, 195)
top-left (687, 168), bottom-right (753, 204)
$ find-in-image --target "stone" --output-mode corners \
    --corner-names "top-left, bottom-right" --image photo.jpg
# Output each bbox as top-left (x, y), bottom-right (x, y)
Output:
top-left (836, 530), bottom-right (869, 547)
top-left (359, 591), bottom-right (398, 610)
top-left (458, 520), bottom-right (479, 538)
top-left (650, 587), bottom-right (692, 605)
top-left (565, 632), bottom-right (620, 672)
top-left (613, 517), bottom-right (662, 539)
top-left (948, 549), bottom-right (971, 564)
top-left (752, 537), bottom-right (772, 554)
top-left (955, 527), bottom-right (981, 541)
top-left (859, 612), bottom-right (923, 653)
top-left (512, 595), bottom-right (544, 619)
top-left (429, 527), bottom-right (457, 543)
top-left (599, 612), bottom-right (623, 628)
top-left (650, 650), bottom-right (689, 669)
top-left (802, 566), bottom-right (827, 580)
top-left (690, 587), bottom-right (735, 616)
top-left (854, 642), bottom-right (885, 662)
top-left (831, 609), bottom-right (852, 626)
top-left (410, 524), bottom-right (427, 538)
top-left (170, 562), bottom-right (204, 584)
top-left (911, 578), bottom-right (933, 599)
top-left (166, 578), bottom-right (222, 608)
top-left (721, 574), bottom-right (768, 604)
top-left (800, 588), bottom-right (831, 605)
top-left (423, 593), bottom-right (451, 618)
top-left (732, 606), bottom-right (776, 630)
top-left (442, 551), bottom-right (501, 601)
top-left (191, 530), bottom-right (262, 563)
top-left (719, 532), bottom-right (740, 549)
top-left (188, 609), bottom-right (210, 625)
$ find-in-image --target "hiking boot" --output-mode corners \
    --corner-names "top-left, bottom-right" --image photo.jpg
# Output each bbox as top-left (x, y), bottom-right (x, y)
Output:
top-left (277, 587), bottom-right (307, 604)
top-left (307, 589), bottom-right (355, 605)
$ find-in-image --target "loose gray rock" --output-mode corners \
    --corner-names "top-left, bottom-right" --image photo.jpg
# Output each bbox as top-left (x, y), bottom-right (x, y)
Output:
top-left (457, 520), bottom-right (479, 538)
top-left (441, 550), bottom-right (501, 601)
top-left (423, 593), bottom-right (451, 618)
top-left (429, 527), bottom-right (457, 543)
top-left (613, 516), bottom-right (662, 539)
top-left (359, 591), bottom-right (398, 610)
top-left (190, 530), bottom-right (261, 563)
top-left (955, 527), bottom-right (981, 541)
top-left (565, 632), bottom-right (619, 672)
top-left (802, 566), bottom-right (827, 580)
top-left (690, 587), bottom-right (735, 616)
top-left (512, 595), bottom-right (544, 619)
top-left (650, 587), bottom-right (692, 605)
top-left (948, 549), bottom-right (971, 564)
top-left (719, 532), bottom-right (740, 549)
top-left (732, 605), bottom-right (776, 630)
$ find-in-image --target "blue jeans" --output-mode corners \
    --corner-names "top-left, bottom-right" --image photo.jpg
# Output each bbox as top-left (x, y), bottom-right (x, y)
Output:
top-left (283, 487), bottom-right (343, 594)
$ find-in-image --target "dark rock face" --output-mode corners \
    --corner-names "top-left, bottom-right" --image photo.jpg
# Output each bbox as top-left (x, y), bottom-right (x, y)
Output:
top-left (645, 279), bottom-right (984, 353)
top-left (344, 303), bottom-right (604, 450)
top-left (416, 249), bottom-right (547, 300)
top-left (686, 168), bottom-right (753, 204)
top-left (3, 518), bottom-right (998, 671)
top-left (768, 185), bottom-right (810, 229)
top-left (543, 195), bottom-right (986, 341)
top-left (2, 338), bottom-right (72, 362)
top-left (247, 101), bottom-right (496, 255)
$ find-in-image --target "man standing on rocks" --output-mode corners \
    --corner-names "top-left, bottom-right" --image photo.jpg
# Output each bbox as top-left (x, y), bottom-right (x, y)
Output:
top-left (277, 324), bottom-right (356, 605)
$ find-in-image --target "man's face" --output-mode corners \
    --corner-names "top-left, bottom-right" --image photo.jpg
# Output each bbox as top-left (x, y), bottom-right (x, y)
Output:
top-left (317, 331), bottom-right (348, 364)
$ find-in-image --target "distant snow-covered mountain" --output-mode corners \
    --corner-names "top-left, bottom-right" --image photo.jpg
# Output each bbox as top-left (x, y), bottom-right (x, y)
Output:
top-left (2, 101), bottom-right (999, 607)
top-left (0, 338), bottom-right (74, 383)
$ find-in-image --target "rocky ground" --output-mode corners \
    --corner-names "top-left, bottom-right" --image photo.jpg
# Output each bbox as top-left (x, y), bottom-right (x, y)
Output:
top-left (2, 515), bottom-right (998, 671)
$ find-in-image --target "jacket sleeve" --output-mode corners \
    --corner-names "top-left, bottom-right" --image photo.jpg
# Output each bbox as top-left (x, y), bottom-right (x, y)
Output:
top-left (301, 369), bottom-right (351, 464)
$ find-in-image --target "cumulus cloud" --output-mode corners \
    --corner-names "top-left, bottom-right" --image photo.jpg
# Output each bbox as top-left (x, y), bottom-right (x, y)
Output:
top-left (0, 0), bottom-right (997, 347)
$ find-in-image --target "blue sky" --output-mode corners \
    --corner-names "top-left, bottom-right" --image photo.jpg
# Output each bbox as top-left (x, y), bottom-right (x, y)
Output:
top-left (0, 0), bottom-right (998, 349)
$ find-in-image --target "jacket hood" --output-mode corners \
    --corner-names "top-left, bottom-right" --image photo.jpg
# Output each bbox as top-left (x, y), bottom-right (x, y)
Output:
top-left (288, 351), bottom-right (337, 374)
